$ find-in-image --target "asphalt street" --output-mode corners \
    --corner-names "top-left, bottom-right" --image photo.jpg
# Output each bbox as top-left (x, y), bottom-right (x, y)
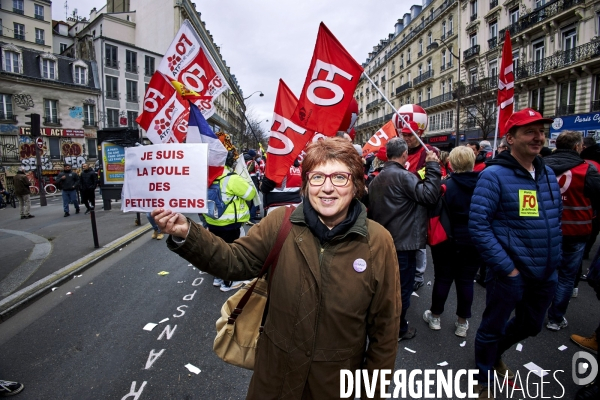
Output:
top-left (0, 222), bottom-right (598, 399)
top-left (0, 191), bottom-right (150, 304)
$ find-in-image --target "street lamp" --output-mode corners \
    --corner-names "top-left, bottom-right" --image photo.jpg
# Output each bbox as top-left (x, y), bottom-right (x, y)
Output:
top-left (430, 38), bottom-right (461, 148)
top-left (243, 91), bottom-right (264, 100)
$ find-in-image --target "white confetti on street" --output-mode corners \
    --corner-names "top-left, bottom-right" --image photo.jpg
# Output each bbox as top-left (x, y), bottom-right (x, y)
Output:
top-left (143, 323), bottom-right (158, 331)
top-left (185, 364), bottom-right (201, 374)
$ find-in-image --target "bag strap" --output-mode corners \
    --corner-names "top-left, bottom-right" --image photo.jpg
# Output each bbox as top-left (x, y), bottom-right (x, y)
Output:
top-left (227, 206), bottom-right (295, 324)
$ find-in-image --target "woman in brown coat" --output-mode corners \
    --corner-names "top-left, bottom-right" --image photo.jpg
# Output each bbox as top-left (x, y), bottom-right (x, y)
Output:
top-left (153, 138), bottom-right (400, 399)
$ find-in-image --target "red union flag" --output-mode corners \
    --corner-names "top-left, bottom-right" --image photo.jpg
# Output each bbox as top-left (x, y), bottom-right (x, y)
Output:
top-left (157, 20), bottom-right (229, 119)
top-left (136, 71), bottom-right (190, 144)
top-left (266, 79), bottom-right (313, 184)
top-left (362, 121), bottom-right (397, 157)
top-left (292, 23), bottom-right (364, 136)
top-left (497, 30), bottom-right (514, 137)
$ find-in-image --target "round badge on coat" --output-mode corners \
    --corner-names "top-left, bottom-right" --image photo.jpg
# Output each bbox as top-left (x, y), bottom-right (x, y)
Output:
top-left (353, 258), bottom-right (367, 273)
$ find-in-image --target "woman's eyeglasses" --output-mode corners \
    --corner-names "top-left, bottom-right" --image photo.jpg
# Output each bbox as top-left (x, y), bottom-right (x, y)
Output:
top-left (306, 172), bottom-right (351, 187)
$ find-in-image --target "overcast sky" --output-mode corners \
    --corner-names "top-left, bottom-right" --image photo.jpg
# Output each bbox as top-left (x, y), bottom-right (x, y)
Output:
top-left (54, 0), bottom-right (411, 134)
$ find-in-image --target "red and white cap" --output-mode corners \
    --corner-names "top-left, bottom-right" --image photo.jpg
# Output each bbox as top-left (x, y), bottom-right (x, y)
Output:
top-left (505, 108), bottom-right (553, 133)
top-left (392, 104), bottom-right (428, 135)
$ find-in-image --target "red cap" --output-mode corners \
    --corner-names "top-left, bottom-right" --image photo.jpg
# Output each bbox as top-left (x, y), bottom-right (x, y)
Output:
top-left (400, 120), bottom-right (420, 135)
top-left (505, 108), bottom-right (553, 133)
top-left (376, 146), bottom-right (387, 162)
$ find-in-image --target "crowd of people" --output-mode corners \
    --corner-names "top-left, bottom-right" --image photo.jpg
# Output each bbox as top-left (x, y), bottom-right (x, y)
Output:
top-left (148, 107), bottom-right (600, 399)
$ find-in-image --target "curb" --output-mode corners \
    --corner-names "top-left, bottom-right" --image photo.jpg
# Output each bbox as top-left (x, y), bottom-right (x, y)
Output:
top-left (0, 223), bottom-right (153, 320)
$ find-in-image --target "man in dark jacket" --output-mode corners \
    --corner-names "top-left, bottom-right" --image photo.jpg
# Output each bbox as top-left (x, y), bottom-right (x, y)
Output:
top-left (13, 167), bottom-right (34, 219)
top-left (469, 108), bottom-right (562, 398)
top-left (56, 164), bottom-right (80, 217)
top-left (79, 163), bottom-right (98, 214)
top-left (544, 131), bottom-right (600, 330)
top-left (581, 136), bottom-right (600, 259)
top-left (368, 137), bottom-right (441, 341)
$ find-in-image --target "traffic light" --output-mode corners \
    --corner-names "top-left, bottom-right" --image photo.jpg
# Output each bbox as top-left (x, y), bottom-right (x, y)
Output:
top-left (25, 113), bottom-right (41, 137)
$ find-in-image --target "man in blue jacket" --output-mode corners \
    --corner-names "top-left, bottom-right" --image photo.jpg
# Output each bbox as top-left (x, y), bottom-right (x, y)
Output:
top-left (469, 109), bottom-right (562, 398)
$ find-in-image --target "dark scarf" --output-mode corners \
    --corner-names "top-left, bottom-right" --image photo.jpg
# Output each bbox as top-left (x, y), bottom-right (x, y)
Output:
top-left (302, 197), bottom-right (362, 244)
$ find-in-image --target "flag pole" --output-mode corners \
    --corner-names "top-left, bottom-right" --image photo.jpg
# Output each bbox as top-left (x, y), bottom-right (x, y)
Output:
top-left (492, 102), bottom-right (501, 159)
top-left (362, 72), bottom-right (427, 149)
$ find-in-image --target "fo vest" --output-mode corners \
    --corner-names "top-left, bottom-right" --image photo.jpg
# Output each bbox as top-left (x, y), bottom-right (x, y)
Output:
top-left (557, 162), bottom-right (593, 236)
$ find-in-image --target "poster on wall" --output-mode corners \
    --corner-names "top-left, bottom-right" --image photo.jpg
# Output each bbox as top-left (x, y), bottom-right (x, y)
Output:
top-left (102, 142), bottom-right (125, 184)
top-left (551, 112), bottom-right (600, 143)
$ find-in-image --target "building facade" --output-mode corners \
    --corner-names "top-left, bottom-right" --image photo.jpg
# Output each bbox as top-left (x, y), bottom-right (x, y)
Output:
top-left (0, 42), bottom-right (101, 186)
top-left (355, 0), bottom-right (460, 150)
top-left (355, 0), bottom-right (600, 149)
top-left (0, 0), bottom-right (53, 52)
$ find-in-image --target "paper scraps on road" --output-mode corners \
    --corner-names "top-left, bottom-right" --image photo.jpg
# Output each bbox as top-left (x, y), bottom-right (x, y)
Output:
top-left (411, 292), bottom-right (419, 297)
top-left (66, 292), bottom-right (72, 295)
top-left (427, 281), bottom-right (432, 286)
top-left (188, 264), bottom-right (193, 266)
top-left (558, 345), bottom-right (568, 351)
top-left (516, 343), bottom-right (523, 351)
top-left (51, 287), bottom-right (58, 291)
top-left (185, 364), bottom-right (201, 374)
top-left (460, 341), bottom-right (466, 347)
top-left (143, 323), bottom-right (158, 331)
top-left (159, 318), bottom-right (169, 324)
top-left (177, 281), bottom-right (184, 284)
top-left (73, 275), bottom-right (82, 278)
top-left (404, 347), bottom-right (416, 353)
top-left (158, 271), bottom-right (169, 276)
top-left (524, 361), bottom-right (549, 377)
top-left (437, 361), bottom-right (448, 366)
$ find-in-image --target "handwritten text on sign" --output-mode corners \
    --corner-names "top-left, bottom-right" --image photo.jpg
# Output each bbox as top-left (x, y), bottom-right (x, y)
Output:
top-left (122, 144), bottom-right (208, 212)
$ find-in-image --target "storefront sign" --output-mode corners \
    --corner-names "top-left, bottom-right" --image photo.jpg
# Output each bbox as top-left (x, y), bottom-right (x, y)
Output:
top-left (19, 127), bottom-right (85, 138)
top-left (429, 135), bottom-right (450, 144)
top-left (551, 112), bottom-right (600, 142)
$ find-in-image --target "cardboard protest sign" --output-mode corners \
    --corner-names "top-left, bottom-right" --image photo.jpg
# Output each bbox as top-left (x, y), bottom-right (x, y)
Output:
top-left (122, 144), bottom-right (208, 213)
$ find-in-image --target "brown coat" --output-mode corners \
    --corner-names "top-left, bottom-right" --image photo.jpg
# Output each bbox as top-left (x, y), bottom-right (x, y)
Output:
top-left (168, 204), bottom-right (401, 399)
top-left (13, 173), bottom-right (31, 196)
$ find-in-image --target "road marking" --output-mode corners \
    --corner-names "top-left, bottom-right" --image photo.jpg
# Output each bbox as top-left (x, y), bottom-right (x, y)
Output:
top-left (0, 229), bottom-right (52, 297)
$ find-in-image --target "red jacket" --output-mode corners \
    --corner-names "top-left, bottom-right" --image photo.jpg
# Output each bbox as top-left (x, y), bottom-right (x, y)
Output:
top-left (558, 162), bottom-right (593, 236)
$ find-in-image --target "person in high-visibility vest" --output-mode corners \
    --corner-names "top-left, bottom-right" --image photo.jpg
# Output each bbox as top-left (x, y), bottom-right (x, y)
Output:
top-left (206, 150), bottom-right (257, 292)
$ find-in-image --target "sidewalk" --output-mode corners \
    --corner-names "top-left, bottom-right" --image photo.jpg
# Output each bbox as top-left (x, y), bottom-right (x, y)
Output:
top-left (0, 192), bottom-right (152, 313)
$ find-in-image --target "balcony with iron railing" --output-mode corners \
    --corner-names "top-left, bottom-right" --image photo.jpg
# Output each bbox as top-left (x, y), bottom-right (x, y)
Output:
top-left (488, 37), bottom-right (498, 51)
top-left (366, 98), bottom-right (384, 111)
top-left (446, 62), bottom-right (453, 70)
top-left (396, 82), bottom-right (413, 95)
top-left (83, 119), bottom-right (97, 127)
top-left (35, 39), bottom-right (45, 45)
top-left (463, 45), bottom-right (480, 60)
top-left (516, 41), bottom-right (600, 80)
top-left (126, 94), bottom-right (139, 103)
top-left (106, 91), bottom-right (120, 100)
top-left (427, 43), bottom-right (437, 52)
top-left (458, 78), bottom-right (496, 96)
top-left (105, 59), bottom-right (119, 69)
top-left (145, 67), bottom-right (155, 77)
top-left (592, 100), bottom-right (600, 112)
top-left (556, 104), bottom-right (575, 116)
top-left (0, 113), bottom-right (17, 122)
top-left (418, 92), bottom-right (454, 109)
top-left (13, 8), bottom-right (24, 14)
top-left (407, 58), bottom-right (412, 65)
top-left (35, 14), bottom-right (44, 20)
top-left (470, 14), bottom-right (478, 22)
top-left (441, 64), bottom-right (447, 72)
top-left (490, 0), bottom-right (498, 8)
top-left (125, 64), bottom-right (139, 73)
top-left (418, 51), bottom-right (423, 57)
top-left (14, 34), bottom-right (25, 41)
top-left (413, 70), bottom-right (435, 86)
top-left (500, 0), bottom-right (585, 40)
top-left (44, 116), bottom-right (61, 125)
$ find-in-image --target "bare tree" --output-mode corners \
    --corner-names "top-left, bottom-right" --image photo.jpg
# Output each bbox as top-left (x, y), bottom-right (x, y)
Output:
top-left (240, 109), bottom-right (268, 151)
top-left (458, 66), bottom-right (498, 141)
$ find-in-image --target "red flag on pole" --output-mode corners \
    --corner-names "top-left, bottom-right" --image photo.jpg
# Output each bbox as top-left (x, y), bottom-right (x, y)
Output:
top-left (265, 79), bottom-right (313, 185)
top-left (497, 30), bottom-right (514, 137)
top-left (292, 23), bottom-right (363, 137)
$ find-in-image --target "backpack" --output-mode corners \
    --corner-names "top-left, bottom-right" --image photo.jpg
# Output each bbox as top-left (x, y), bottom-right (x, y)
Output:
top-left (206, 172), bottom-right (236, 219)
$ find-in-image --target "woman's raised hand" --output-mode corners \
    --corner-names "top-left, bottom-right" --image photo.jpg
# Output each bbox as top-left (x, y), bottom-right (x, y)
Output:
top-left (151, 208), bottom-right (190, 239)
